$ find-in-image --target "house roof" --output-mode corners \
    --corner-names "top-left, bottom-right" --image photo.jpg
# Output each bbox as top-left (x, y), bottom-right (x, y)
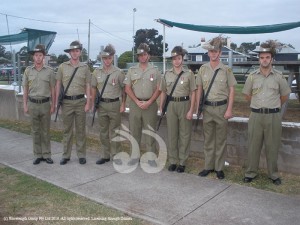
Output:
top-left (187, 45), bottom-right (250, 58)
top-left (250, 45), bottom-right (300, 54)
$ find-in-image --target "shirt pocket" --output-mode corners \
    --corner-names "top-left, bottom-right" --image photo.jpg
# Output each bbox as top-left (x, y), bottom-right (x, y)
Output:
top-left (252, 83), bottom-right (262, 95)
top-left (131, 73), bottom-right (141, 85)
top-left (267, 82), bottom-right (279, 95)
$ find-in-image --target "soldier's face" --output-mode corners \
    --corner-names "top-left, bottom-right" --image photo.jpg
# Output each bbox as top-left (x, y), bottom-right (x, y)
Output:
top-left (69, 49), bottom-right (81, 60)
top-left (33, 52), bottom-right (44, 65)
top-left (172, 55), bottom-right (183, 68)
top-left (138, 52), bottom-right (149, 63)
top-left (102, 56), bottom-right (113, 67)
top-left (208, 50), bottom-right (221, 62)
top-left (259, 52), bottom-right (273, 68)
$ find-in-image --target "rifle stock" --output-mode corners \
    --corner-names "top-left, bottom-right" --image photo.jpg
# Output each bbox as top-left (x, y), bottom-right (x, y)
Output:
top-left (156, 95), bottom-right (170, 131)
top-left (91, 88), bottom-right (101, 127)
top-left (54, 84), bottom-right (64, 122)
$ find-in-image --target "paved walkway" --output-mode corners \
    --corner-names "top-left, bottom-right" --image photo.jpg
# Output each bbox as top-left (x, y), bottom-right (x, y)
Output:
top-left (0, 128), bottom-right (299, 225)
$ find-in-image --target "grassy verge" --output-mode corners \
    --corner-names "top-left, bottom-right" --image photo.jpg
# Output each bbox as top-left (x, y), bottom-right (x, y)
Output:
top-left (0, 164), bottom-right (149, 225)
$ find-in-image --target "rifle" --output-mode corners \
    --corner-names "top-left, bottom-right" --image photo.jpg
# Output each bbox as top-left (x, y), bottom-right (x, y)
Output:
top-left (91, 87), bottom-right (101, 127)
top-left (54, 67), bottom-right (79, 122)
top-left (91, 74), bottom-right (111, 127)
top-left (194, 68), bottom-right (220, 131)
top-left (156, 95), bottom-right (170, 131)
top-left (156, 71), bottom-right (184, 131)
top-left (54, 84), bottom-right (64, 122)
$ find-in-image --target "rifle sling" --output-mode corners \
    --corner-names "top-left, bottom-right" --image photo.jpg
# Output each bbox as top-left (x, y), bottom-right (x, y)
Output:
top-left (163, 70), bottom-right (185, 111)
top-left (168, 70), bottom-right (185, 98)
top-left (201, 68), bottom-right (220, 108)
top-left (98, 74), bottom-right (111, 101)
top-left (63, 67), bottom-right (79, 97)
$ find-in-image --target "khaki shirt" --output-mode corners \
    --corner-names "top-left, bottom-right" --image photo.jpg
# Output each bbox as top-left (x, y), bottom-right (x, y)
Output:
top-left (91, 65), bottom-right (125, 99)
top-left (56, 61), bottom-right (91, 96)
top-left (243, 68), bottom-right (291, 109)
top-left (160, 68), bottom-right (196, 96)
top-left (22, 65), bottom-right (55, 98)
top-left (196, 62), bottom-right (237, 101)
top-left (123, 63), bottom-right (161, 99)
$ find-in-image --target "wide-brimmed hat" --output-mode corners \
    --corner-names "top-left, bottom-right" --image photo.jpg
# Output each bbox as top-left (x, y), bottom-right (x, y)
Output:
top-left (136, 43), bottom-right (150, 55)
top-left (202, 36), bottom-right (223, 51)
top-left (28, 44), bottom-right (46, 55)
top-left (167, 46), bottom-right (187, 58)
top-left (64, 40), bottom-right (83, 53)
top-left (100, 44), bottom-right (116, 58)
top-left (253, 40), bottom-right (277, 57)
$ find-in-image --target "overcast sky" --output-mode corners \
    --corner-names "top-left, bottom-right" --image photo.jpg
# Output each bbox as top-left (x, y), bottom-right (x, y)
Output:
top-left (1, 0), bottom-right (300, 60)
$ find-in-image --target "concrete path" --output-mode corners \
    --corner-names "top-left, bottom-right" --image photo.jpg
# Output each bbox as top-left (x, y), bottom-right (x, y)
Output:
top-left (0, 128), bottom-right (299, 225)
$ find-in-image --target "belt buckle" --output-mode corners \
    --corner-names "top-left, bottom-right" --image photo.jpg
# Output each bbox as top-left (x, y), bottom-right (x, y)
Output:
top-left (212, 101), bottom-right (217, 106)
top-left (263, 108), bottom-right (269, 114)
top-left (175, 97), bottom-right (180, 102)
top-left (38, 99), bottom-right (43, 104)
top-left (71, 96), bottom-right (76, 100)
top-left (104, 99), bottom-right (110, 103)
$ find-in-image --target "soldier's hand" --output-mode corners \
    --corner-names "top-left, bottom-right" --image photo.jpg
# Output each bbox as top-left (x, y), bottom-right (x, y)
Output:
top-left (50, 105), bottom-right (55, 114)
top-left (186, 110), bottom-right (193, 120)
top-left (23, 104), bottom-right (29, 114)
top-left (224, 109), bottom-right (233, 120)
top-left (120, 104), bottom-right (125, 113)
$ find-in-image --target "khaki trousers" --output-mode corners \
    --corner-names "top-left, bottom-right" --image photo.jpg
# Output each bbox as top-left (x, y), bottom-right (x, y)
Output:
top-left (129, 100), bottom-right (158, 156)
top-left (98, 101), bottom-right (122, 159)
top-left (245, 112), bottom-right (282, 180)
top-left (203, 104), bottom-right (228, 171)
top-left (166, 101), bottom-right (192, 166)
top-left (28, 101), bottom-right (51, 158)
top-left (61, 98), bottom-right (86, 159)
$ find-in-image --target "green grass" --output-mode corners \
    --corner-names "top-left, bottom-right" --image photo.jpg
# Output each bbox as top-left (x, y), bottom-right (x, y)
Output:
top-left (0, 165), bottom-right (149, 225)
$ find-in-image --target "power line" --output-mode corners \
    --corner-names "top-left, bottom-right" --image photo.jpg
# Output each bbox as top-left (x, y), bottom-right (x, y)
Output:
top-left (90, 22), bottom-right (131, 43)
top-left (0, 12), bottom-right (87, 25)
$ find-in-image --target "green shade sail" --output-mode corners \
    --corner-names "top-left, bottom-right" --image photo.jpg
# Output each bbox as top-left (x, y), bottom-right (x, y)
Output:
top-left (0, 28), bottom-right (56, 52)
top-left (157, 19), bottom-right (300, 34)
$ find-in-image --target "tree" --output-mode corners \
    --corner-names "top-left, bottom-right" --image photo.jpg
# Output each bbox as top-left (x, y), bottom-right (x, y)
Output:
top-left (134, 28), bottom-right (168, 61)
top-left (118, 51), bottom-right (132, 69)
top-left (57, 54), bottom-right (69, 65)
top-left (230, 43), bottom-right (237, 51)
top-left (0, 45), bottom-right (6, 58)
top-left (81, 48), bottom-right (88, 62)
top-left (236, 42), bottom-right (260, 54)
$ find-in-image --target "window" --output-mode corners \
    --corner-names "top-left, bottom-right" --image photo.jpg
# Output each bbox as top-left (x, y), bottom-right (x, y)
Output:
top-left (196, 55), bottom-right (202, 62)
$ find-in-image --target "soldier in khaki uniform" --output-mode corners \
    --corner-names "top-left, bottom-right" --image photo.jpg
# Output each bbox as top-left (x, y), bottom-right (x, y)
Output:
top-left (56, 41), bottom-right (91, 165)
top-left (22, 44), bottom-right (56, 165)
top-left (243, 40), bottom-right (291, 185)
top-left (159, 46), bottom-right (196, 173)
top-left (124, 43), bottom-right (161, 167)
top-left (196, 36), bottom-right (237, 179)
top-left (91, 44), bottom-right (126, 165)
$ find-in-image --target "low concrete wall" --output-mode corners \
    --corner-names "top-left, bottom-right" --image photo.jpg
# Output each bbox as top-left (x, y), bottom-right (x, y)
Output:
top-left (0, 89), bottom-right (18, 120)
top-left (2, 90), bottom-right (299, 175)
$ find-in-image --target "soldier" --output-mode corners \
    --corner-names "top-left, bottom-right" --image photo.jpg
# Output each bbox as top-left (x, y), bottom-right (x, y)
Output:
top-left (56, 40), bottom-right (91, 165)
top-left (196, 36), bottom-right (237, 179)
top-left (91, 44), bottom-right (126, 165)
top-left (124, 43), bottom-right (161, 167)
top-left (159, 46), bottom-right (196, 173)
top-left (22, 44), bottom-right (56, 165)
top-left (243, 40), bottom-right (291, 185)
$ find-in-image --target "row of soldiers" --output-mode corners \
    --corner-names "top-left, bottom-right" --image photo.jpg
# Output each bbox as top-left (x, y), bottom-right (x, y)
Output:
top-left (23, 36), bottom-right (290, 185)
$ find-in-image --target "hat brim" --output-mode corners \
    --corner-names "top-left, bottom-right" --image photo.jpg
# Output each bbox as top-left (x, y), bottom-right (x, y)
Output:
top-left (28, 50), bottom-right (46, 55)
top-left (64, 47), bottom-right (82, 53)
